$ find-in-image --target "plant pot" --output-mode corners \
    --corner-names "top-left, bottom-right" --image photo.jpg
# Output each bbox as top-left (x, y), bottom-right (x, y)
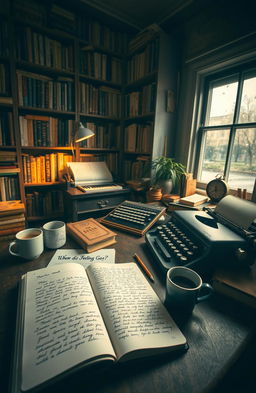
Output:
top-left (146, 187), bottom-right (163, 202)
top-left (158, 179), bottom-right (173, 194)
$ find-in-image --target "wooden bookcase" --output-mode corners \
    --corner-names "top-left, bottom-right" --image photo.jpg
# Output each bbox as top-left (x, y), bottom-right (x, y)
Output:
top-left (0, 0), bottom-right (179, 221)
top-left (123, 28), bottom-right (179, 183)
top-left (0, 0), bottom-right (130, 221)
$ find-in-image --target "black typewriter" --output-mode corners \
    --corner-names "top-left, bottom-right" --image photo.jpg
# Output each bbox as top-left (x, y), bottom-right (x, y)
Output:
top-left (145, 196), bottom-right (256, 277)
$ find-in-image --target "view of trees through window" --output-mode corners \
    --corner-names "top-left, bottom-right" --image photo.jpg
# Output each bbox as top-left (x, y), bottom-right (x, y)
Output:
top-left (198, 68), bottom-right (256, 192)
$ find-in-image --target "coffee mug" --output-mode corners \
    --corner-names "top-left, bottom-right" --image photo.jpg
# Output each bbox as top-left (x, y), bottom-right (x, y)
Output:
top-left (165, 266), bottom-right (213, 315)
top-left (43, 221), bottom-right (66, 249)
top-left (9, 228), bottom-right (44, 260)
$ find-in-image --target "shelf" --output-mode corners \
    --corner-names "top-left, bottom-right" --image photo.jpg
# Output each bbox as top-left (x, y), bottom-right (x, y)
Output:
top-left (79, 41), bottom-right (124, 58)
top-left (79, 147), bottom-right (119, 152)
top-left (21, 146), bottom-right (73, 151)
top-left (124, 151), bottom-right (151, 155)
top-left (18, 107), bottom-right (76, 116)
top-left (16, 60), bottom-right (75, 77)
top-left (25, 182), bottom-right (65, 187)
top-left (124, 113), bottom-right (155, 122)
top-left (79, 73), bottom-right (121, 88)
top-left (125, 72), bottom-right (157, 90)
top-left (0, 146), bottom-right (16, 150)
top-left (0, 168), bottom-right (20, 174)
top-left (15, 18), bottom-right (76, 42)
top-left (79, 113), bottom-right (120, 121)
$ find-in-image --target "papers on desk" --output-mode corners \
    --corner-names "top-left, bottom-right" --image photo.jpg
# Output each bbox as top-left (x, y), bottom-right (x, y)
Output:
top-left (48, 248), bottom-right (115, 269)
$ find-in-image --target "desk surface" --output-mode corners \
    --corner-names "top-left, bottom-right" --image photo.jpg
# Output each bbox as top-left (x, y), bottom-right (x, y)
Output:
top-left (0, 230), bottom-right (255, 393)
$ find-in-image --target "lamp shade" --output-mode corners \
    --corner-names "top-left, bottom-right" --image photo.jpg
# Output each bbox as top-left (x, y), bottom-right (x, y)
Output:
top-left (75, 122), bottom-right (95, 143)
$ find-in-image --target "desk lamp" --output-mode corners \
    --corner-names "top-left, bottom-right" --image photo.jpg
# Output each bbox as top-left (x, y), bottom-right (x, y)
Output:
top-left (75, 122), bottom-right (95, 143)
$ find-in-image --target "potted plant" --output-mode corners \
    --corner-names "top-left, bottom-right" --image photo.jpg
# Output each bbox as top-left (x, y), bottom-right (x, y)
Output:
top-left (150, 156), bottom-right (186, 194)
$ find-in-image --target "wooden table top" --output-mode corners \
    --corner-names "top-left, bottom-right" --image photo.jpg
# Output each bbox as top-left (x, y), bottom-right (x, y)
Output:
top-left (0, 230), bottom-right (255, 393)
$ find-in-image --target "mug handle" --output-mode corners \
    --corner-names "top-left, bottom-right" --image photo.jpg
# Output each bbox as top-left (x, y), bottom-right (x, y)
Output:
top-left (9, 241), bottom-right (20, 257)
top-left (197, 283), bottom-right (213, 303)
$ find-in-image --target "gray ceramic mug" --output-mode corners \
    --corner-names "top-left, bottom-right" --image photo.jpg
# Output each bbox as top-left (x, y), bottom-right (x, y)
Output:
top-left (43, 221), bottom-right (66, 249)
top-left (9, 228), bottom-right (44, 260)
top-left (165, 266), bottom-right (213, 314)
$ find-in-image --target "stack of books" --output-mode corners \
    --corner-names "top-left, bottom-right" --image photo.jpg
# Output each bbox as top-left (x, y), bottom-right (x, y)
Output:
top-left (164, 193), bottom-right (212, 212)
top-left (0, 201), bottom-right (26, 242)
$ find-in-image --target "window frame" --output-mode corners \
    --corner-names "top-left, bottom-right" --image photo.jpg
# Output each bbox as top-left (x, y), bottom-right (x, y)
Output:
top-left (194, 60), bottom-right (256, 191)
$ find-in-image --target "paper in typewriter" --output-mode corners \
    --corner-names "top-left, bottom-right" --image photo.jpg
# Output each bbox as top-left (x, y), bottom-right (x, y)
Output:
top-left (215, 195), bottom-right (256, 230)
top-left (67, 162), bottom-right (113, 186)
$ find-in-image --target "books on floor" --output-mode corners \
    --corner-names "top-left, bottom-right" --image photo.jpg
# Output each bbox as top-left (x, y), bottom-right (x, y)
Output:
top-left (9, 262), bottom-right (187, 393)
top-left (0, 200), bottom-right (26, 241)
top-left (67, 218), bottom-right (117, 252)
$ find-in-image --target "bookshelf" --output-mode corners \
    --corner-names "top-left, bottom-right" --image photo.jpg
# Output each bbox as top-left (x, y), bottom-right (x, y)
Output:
top-left (0, 1), bottom-right (179, 221)
top-left (0, 0), bottom-right (130, 221)
top-left (123, 27), bottom-right (179, 183)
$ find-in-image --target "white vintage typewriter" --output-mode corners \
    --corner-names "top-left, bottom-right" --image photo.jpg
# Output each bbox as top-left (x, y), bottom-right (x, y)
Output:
top-left (66, 161), bottom-right (123, 194)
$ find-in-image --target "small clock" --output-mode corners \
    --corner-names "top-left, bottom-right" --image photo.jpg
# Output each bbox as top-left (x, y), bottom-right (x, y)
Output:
top-left (206, 176), bottom-right (229, 203)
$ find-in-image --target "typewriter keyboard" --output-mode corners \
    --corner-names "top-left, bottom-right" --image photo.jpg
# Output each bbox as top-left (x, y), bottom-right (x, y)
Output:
top-left (100, 201), bottom-right (166, 235)
top-left (145, 216), bottom-right (206, 271)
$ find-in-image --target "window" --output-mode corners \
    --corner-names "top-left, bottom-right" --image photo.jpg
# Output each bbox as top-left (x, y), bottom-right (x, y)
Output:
top-left (197, 64), bottom-right (256, 193)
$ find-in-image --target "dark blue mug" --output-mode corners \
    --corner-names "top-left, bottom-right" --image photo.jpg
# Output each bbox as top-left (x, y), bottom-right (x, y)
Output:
top-left (165, 266), bottom-right (213, 315)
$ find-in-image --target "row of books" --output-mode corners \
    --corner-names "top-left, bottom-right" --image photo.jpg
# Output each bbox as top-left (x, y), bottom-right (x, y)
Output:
top-left (13, 1), bottom-right (128, 54)
top-left (0, 175), bottom-right (20, 201)
top-left (124, 83), bottom-right (156, 117)
top-left (26, 190), bottom-right (64, 218)
top-left (123, 157), bottom-right (150, 181)
top-left (80, 122), bottom-right (120, 149)
top-left (80, 83), bottom-right (121, 117)
top-left (80, 50), bottom-right (122, 84)
top-left (127, 39), bottom-right (159, 83)
top-left (22, 153), bottom-right (73, 184)
top-left (0, 112), bottom-right (15, 146)
top-left (0, 19), bottom-right (9, 57)
top-left (15, 26), bottom-right (74, 72)
top-left (17, 71), bottom-right (75, 112)
top-left (0, 64), bottom-right (10, 95)
top-left (124, 123), bottom-right (153, 153)
top-left (19, 115), bottom-right (74, 147)
top-left (0, 201), bottom-right (25, 242)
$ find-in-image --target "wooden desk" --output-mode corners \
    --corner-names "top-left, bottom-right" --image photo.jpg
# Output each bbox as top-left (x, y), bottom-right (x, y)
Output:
top-left (0, 231), bottom-right (255, 393)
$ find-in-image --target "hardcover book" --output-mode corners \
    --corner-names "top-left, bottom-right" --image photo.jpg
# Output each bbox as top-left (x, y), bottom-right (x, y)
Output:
top-left (67, 218), bottom-right (117, 252)
top-left (10, 263), bottom-right (187, 393)
top-left (0, 200), bottom-right (25, 217)
top-left (179, 193), bottom-right (208, 207)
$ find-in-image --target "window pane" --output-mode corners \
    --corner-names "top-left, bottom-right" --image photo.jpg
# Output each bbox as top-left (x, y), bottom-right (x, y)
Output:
top-left (199, 129), bottom-right (230, 182)
top-left (205, 80), bottom-right (238, 126)
top-left (229, 128), bottom-right (256, 192)
top-left (238, 75), bottom-right (256, 123)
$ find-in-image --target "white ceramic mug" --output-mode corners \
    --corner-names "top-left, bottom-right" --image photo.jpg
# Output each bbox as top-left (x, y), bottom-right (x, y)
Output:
top-left (165, 266), bottom-right (213, 315)
top-left (9, 228), bottom-right (44, 260)
top-left (43, 221), bottom-right (66, 249)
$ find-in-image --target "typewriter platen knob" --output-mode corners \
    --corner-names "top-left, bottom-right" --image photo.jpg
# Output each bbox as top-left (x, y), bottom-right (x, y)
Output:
top-left (235, 248), bottom-right (247, 262)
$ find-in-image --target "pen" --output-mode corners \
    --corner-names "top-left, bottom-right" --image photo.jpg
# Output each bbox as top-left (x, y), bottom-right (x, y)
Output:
top-left (133, 253), bottom-right (155, 283)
